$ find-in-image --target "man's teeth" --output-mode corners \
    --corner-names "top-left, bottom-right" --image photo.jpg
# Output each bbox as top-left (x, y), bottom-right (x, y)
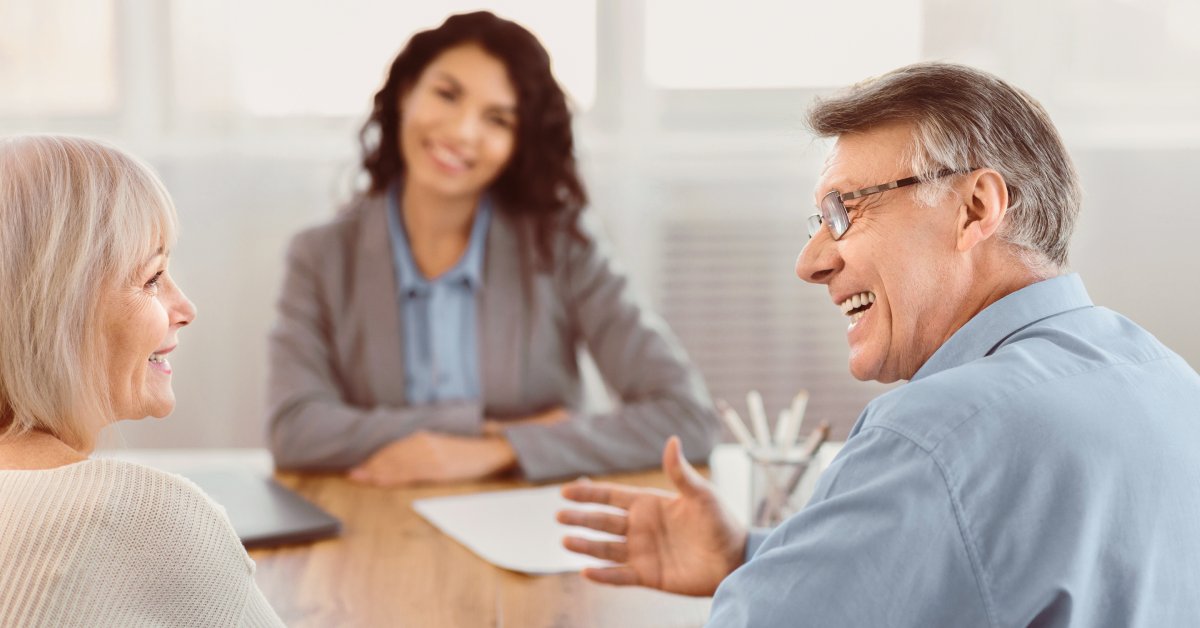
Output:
top-left (839, 291), bottom-right (876, 315)
top-left (148, 354), bottom-right (166, 364)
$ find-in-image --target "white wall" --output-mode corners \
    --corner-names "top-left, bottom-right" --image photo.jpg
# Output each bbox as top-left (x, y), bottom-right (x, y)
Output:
top-left (2, 0), bottom-right (1197, 449)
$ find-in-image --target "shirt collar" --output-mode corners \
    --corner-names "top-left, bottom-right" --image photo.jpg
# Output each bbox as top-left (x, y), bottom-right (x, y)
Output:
top-left (385, 179), bottom-right (492, 294)
top-left (911, 273), bottom-right (1094, 382)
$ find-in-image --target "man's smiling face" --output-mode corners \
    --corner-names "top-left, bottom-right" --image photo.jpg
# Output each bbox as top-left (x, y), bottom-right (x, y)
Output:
top-left (796, 123), bottom-right (969, 383)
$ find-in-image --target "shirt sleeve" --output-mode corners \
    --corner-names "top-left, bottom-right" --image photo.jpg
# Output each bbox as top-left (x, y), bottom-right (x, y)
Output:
top-left (707, 426), bottom-right (994, 627)
top-left (503, 213), bottom-right (720, 481)
top-left (267, 228), bottom-right (483, 470)
top-left (743, 529), bottom-right (772, 562)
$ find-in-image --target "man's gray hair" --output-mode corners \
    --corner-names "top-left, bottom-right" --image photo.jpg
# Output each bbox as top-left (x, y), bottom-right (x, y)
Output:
top-left (808, 62), bottom-right (1081, 269)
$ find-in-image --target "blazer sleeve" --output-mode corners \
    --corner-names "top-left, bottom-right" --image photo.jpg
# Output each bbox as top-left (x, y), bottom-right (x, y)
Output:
top-left (504, 214), bottom-right (719, 481)
top-left (266, 227), bottom-right (482, 471)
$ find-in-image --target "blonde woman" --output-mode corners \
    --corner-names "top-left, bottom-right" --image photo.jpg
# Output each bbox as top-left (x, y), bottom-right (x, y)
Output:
top-left (0, 136), bottom-right (282, 626)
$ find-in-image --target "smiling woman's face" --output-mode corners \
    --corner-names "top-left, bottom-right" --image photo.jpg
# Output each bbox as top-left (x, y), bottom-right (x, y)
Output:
top-left (100, 249), bottom-right (196, 421)
top-left (398, 43), bottom-right (518, 202)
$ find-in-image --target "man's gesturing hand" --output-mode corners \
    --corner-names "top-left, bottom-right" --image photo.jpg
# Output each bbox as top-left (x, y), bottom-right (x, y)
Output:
top-left (557, 436), bottom-right (747, 597)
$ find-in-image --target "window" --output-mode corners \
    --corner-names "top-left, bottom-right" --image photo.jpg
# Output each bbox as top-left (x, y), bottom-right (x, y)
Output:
top-left (0, 0), bottom-right (117, 115)
top-left (169, 0), bottom-right (596, 117)
top-left (644, 0), bottom-right (922, 90)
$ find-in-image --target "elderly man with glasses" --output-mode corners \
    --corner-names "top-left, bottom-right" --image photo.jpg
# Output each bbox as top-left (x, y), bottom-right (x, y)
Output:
top-left (558, 62), bottom-right (1200, 626)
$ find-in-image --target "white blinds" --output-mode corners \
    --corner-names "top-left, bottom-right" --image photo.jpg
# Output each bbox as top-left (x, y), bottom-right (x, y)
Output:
top-left (657, 215), bottom-right (895, 442)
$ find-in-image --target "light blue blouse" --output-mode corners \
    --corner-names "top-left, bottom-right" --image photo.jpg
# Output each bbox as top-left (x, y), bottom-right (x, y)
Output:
top-left (385, 181), bottom-right (491, 405)
top-left (708, 274), bottom-right (1200, 626)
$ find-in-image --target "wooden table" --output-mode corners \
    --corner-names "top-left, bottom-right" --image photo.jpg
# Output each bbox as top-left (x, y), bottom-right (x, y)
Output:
top-left (249, 470), bottom-right (712, 627)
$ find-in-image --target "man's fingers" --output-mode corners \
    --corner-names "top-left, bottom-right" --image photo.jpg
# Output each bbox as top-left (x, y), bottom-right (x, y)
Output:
top-left (557, 509), bottom-right (629, 536)
top-left (562, 536), bottom-right (629, 563)
top-left (662, 435), bottom-right (707, 497)
top-left (561, 481), bottom-right (638, 509)
top-left (580, 566), bottom-right (641, 587)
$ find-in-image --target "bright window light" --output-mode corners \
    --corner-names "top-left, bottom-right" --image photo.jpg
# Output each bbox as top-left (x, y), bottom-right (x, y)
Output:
top-left (171, 0), bottom-right (596, 117)
top-left (644, 0), bottom-right (922, 89)
top-left (0, 0), bottom-right (117, 115)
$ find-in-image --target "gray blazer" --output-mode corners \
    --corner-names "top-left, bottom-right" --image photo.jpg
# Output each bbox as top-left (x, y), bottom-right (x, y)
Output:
top-left (267, 194), bottom-right (717, 481)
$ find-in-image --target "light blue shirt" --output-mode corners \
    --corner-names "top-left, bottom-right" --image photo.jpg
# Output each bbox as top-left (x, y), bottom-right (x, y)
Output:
top-left (385, 181), bottom-right (491, 405)
top-left (709, 274), bottom-right (1200, 627)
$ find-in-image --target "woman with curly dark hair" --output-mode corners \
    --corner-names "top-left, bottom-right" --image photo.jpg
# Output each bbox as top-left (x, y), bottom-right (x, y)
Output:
top-left (266, 11), bottom-right (716, 485)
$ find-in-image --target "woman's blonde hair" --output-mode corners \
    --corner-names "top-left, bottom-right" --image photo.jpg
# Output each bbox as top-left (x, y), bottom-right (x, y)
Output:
top-left (0, 135), bottom-right (178, 450)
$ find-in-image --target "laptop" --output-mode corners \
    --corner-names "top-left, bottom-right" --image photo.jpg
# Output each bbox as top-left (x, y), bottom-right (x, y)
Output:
top-left (179, 467), bottom-right (342, 548)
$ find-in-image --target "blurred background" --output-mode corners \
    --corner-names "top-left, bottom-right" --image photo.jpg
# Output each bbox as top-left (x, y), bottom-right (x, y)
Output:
top-left (2, 0), bottom-right (1197, 449)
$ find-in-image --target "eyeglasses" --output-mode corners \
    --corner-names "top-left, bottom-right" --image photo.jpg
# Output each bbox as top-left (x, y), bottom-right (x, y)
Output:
top-left (806, 169), bottom-right (966, 240)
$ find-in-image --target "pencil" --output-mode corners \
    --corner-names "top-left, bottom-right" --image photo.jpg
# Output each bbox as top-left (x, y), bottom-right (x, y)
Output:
top-left (780, 420), bottom-right (831, 501)
top-left (746, 390), bottom-right (771, 447)
top-left (782, 390), bottom-right (809, 448)
top-left (716, 399), bottom-right (758, 451)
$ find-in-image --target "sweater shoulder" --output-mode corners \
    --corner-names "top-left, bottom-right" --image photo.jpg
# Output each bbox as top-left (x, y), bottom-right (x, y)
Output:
top-left (0, 459), bottom-right (265, 626)
top-left (0, 458), bottom-right (248, 566)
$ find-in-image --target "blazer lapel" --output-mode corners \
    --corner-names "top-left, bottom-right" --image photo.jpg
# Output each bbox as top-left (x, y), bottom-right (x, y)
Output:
top-left (478, 212), bottom-right (526, 412)
top-left (354, 196), bottom-right (408, 405)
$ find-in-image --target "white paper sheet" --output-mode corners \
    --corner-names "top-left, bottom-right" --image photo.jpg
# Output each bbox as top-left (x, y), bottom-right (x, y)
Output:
top-left (412, 485), bottom-right (622, 575)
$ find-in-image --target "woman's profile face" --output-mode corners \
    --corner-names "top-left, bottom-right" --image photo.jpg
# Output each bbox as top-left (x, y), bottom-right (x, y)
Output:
top-left (100, 249), bottom-right (196, 421)
top-left (398, 43), bottom-right (518, 202)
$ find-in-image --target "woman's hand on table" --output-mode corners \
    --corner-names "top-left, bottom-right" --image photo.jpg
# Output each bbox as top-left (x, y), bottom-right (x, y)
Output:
top-left (347, 431), bottom-right (518, 486)
top-left (556, 436), bottom-right (747, 597)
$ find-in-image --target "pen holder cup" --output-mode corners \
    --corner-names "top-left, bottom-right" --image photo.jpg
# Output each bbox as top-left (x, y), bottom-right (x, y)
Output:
top-left (748, 448), bottom-right (815, 528)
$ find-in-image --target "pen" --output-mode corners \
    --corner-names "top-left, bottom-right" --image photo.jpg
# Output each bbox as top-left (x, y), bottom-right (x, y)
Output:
top-left (717, 399), bottom-right (758, 451)
top-left (755, 420), bottom-right (830, 525)
top-left (755, 420), bottom-right (831, 525)
top-left (785, 390), bottom-right (809, 446)
top-left (746, 390), bottom-right (771, 447)
top-left (780, 420), bottom-right (830, 502)
top-left (773, 409), bottom-right (792, 456)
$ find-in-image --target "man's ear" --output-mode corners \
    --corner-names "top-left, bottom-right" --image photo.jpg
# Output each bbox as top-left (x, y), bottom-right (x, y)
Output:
top-left (957, 169), bottom-right (1009, 252)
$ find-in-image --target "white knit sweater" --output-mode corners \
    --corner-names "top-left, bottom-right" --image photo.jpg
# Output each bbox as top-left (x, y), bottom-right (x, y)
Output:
top-left (0, 459), bottom-right (284, 627)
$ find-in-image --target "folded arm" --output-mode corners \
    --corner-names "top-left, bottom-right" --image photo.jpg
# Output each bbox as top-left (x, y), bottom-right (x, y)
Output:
top-left (505, 216), bottom-right (720, 481)
top-left (266, 231), bottom-right (482, 471)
